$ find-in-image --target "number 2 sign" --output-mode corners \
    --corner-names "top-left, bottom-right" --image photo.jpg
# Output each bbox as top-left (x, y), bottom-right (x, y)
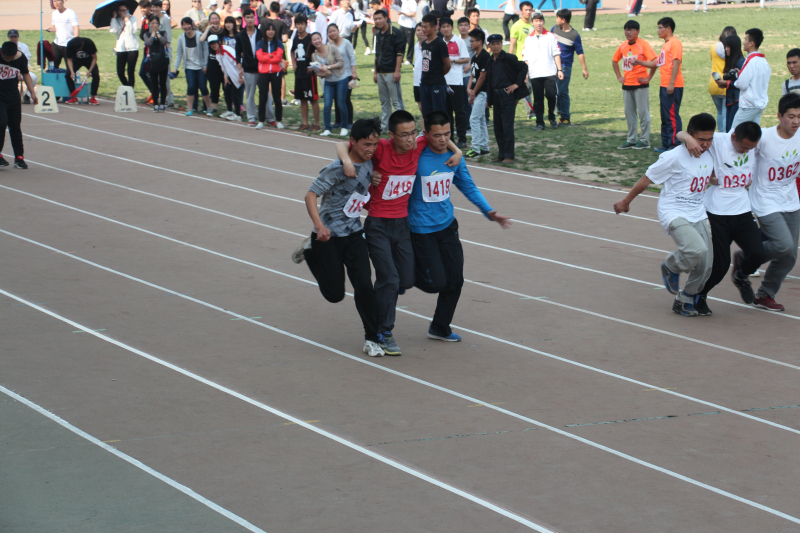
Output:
top-left (34, 86), bottom-right (58, 114)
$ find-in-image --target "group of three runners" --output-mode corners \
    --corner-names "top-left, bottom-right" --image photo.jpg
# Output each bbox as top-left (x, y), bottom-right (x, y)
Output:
top-left (293, 109), bottom-right (511, 356)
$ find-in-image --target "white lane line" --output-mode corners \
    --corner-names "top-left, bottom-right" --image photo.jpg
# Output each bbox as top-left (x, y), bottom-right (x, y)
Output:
top-left (0, 384), bottom-right (268, 533)
top-left (2, 250), bottom-right (799, 526)
top-left (3, 169), bottom-right (795, 369)
top-left (0, 292), bottom-right (552, 533)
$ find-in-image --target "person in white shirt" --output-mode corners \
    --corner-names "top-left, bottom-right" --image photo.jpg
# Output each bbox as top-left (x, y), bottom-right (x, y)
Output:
top-left (498, 0), bottom-right (519, 44)
top-left (47, 0), bottom-right (80, 68)
top-left (440, 17), bottom-right (470, 149)
top-left (729, 28), bottom-right (771, 130)
top-left (111, 3), bottom-right (140, 87)
top-left (783, 48), bottom-right (800, 96)
top-left (398, 0), bottom-right (417, 65)
top-left (330, 0), bottom-right (356, 40)
top-left (7, 30), bottom-right (36, 103)
top-left (522, 11), bottom-right (562, 131)
top-left (677, 121), bottom-right (764, 312)
top-left (412, 22), bottom-right (424, 112)
top-left (614, 113), bottom-right (717, 317)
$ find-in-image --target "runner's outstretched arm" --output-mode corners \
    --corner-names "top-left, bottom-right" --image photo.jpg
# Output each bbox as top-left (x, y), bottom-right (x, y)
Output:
top-left (613, 175), bottom-right (651, 214)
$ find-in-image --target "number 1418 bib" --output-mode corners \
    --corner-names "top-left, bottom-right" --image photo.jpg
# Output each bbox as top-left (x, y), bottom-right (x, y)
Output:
top-left (421, 172), bottom-right (454, 203)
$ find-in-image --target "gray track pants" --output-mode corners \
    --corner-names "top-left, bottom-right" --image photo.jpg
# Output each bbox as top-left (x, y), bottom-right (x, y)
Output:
top-left (244, 71), bottom-right (259, 122)
top-left (756, 209), bottom-right (800, 298)
top-left (377, 73), bottom-right (405, 132)
top-left (666, 217), bottom-right (713, 301)
top-left (623, 86), bottom-right (650, 145)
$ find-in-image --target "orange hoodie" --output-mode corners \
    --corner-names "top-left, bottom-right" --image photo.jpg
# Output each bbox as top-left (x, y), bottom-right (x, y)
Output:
top-left (256, 41), bottom-right (285, 74)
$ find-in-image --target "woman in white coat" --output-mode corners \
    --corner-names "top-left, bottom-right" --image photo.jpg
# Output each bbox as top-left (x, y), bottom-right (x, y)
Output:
top-left (110, 2), bottom-right (140, 87)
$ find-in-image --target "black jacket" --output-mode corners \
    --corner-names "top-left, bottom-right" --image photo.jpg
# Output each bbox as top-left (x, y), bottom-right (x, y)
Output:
top-left (235, 27), bottom-right (265, 73)
top-left (374, 25), bottom-right (406, 74)
top-left (486, 50), bottom-right (529, 106)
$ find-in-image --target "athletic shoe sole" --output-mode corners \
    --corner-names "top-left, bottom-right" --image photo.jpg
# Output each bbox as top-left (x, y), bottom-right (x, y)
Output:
top-left (427, 332), bottom-right (461, 342)
top-left (671, 299), bottom-right (698, 317)
top-left (661, 263), bottom-right (680, 294)
top-left (730, 250), bottom-right (755, 304)
top-left (753, 299), bottom-right (785, 312)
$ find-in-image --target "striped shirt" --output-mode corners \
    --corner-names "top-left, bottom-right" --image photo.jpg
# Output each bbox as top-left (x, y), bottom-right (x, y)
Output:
top-left (309, 158), bottom-right (374, 237)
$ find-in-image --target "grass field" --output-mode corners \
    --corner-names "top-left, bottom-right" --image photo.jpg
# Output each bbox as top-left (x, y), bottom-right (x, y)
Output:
top-left (18, 7), bottom-right (800, 185)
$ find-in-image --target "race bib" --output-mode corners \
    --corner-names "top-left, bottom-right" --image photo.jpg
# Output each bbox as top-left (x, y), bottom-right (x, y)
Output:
top-left (622, 54), bottom-right (636, 72)
top-left (421, 172), bottom-right (453, 203)
top-left (656, 51), bottom-right (666, 67)
top-left (382, 175), bottom-right (415, 201)
top-left (765, 160), bottom-right (800, 187)
top-left (343, 190), bottom-right (370, 218)
top-left (688, 174), bottom-right (711, 194)
top-left (721, 172), bottom-right (751, 189)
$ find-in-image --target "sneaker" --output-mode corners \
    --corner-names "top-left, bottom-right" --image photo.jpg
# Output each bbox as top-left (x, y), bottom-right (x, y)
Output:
top-left (672, 294), bottom-right (699, 317)
top-left (403, 60), bottom-right (412, 66)
top-left (661, 262), bottom-right (680, 294)
top-left (206, 109), bottom-right (216, 117)
top-left (618, 142), bottom-right (636, 149)
top-left (753, 293), bottom-right (785, 312)
top-left (64, 97), bottom-right (79, 105)
top-left (363, 339), bottom-right (385, 357)
top-left (550, 119), bottom-right (558, 129)
top-left (310, 124), bottom-right (321, 132)
top-left (154, 106), bottom-right (159, 113)
top-left (693, 294), bottom-right (713, 316)
top-left (23, 95), bottom-right (31, 104)
top-left (730, 250), bottom-right (755, 304)
top-left (582, 27), bottom-right (590, 30)
top-left (456, 141), bottom-right (467, 149)
top-left (559, 118), bottom-right (571, 125)
top-left (234, 115), bottom-right (242, 122)
top-left (276, 122), bottom-right (285, 129)
top-left (379, 333), bottom-right (402, 356)
top-left (480, 149), bottom-right (491, 155)
top-left (255, 122), bottom-right (265, 129)
top-left (13, 157), bottom-right (28, 169)
top-left (364, 47), bottom-right (371, 55)
top-left (89, 97), bottom-right (99, 105)
top-left (464, 149), bottom-right (481, 158)
top-left (225, 112), bottom-right (238, 121)
top-left (340, 128), bottom-right (349, 137)
top-left (0, 157), bottom-right (8, 168)
top-left (749, 269), bottom-right (761, 277)
top-left (654, 146), bottom-right (669, 153)
top-left (503, 40), bottom-right (511, 45)
top-left (144, 95), bottom-right (154, 104)
top-left (320, 129), bottom-right (332, 136)
top-left (281, 98), bottom-right (289, 106)
top-left (427, 327), bottom-right (462, 342)
top-left (219, 111), bottom-right (231, 119)
top-left (633, 140), bottom-right (650, 149)
top-left (291, 236), bottom-right (311, 264)
top-left (159, 105), bottom-right (166, 112)
top-left (248, 120), bottom-right (256, 127)
top-left (186, 110), bottom-right (195, 116)
top-left (534, 124), bottom-right (545, 131)
top-left (299, 124), bottom-right (310, 131)
top-left (591, 27), bottom-right (597, 31)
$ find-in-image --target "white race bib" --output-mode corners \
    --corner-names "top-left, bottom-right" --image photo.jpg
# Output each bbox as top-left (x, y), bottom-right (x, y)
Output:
top-left (343, 190), bottom-right (370, 218)
top-left (721, 172), bottom-right (751, 189)
top-left (382, 175), bottom-right (415, 201)
top-left (764, 160), bottom-right (800, 188)
top-left (421, 172), bottom-right (454, 203)
top-left (656, 51), bottom-right (666, 67)
top-left (622, 54), bottom-right (636, 72)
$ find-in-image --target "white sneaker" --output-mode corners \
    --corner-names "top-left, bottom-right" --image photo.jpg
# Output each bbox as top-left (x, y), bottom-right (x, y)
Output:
top-left (291, 236), bottom-right (311, 264)
top-left (206, 109), bottom-right (216, 116)
top-left (234, 115), bottom-right (242, 122)
top-left (363, 340), bottom-right (385, 357)
top-left (592, 27), bottom-right (597, 31)
top-left (255, 122), bottom-right (265, 129)
top-left (503, 40), bottom-right (510, 45)
top-left (749, 269), bottom-right (761, 277)
top-left (320, 129), bottom-right (332, 136)
top-left (276, 122), bottom-right (285, 129)
top-left (340, 128), bottom-right (348, 137)
top-left (225, 112), bottom-right (237, 121)
top-left (364, 47), bottom-right (371, 56)
top-left (583, 27), bottom-right (590, 31)
top-left (403, 60), bottom-right (411, 65)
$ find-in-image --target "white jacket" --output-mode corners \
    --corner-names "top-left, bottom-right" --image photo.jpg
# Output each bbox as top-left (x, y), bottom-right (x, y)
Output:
top-left (522, 29), bottom-right (560, 79)
top-left (111, 16), bottom-right (140, 52)
top-left (734, 52), bottom-right (771, 110)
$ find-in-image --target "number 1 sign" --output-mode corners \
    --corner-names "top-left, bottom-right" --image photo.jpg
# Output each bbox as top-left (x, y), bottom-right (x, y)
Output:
top-left (115, 86), bottom-right (137, 113)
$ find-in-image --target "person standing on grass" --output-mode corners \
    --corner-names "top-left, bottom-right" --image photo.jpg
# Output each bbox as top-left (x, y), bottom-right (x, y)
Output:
top-left (717, 34), bottom-right (744, 133)
top-left (330, 0), bottom-right (356, 44)
top-left (634, 17), bottom-right (683, 153)
top-left (47, 0), bottom-right (79, 69)
top-left (551, 9), bottom-right (587, 126)
top-left (205, 35), bottom-right (227, 116)
top-left (254, 22), bottom-right (282, 129)
top-left (784, 48), bottom-right (800, 96)
top-left (329, 24), bottom-right (357, 135)
top-left (144, 16), bottom-right (170, 112)
top-left (486, 33), bottom-right (527, 163)
top-left (728, 28), bottom-right (770, 130)
top-left (373, 9), bottom-right (406, 133)
top-left (419, 14), bottom-right (451, 117)
top-left (440, 18), bottom-right (469, 149)
top-left (64, 37), bottom-right (100, 105)
top-left (291, 118), bottom-right (387, 358)
top-left (111, 3), bottom-right (140, 88)
top-left (409, 110), bottom-right (512, 342)
top-left (307, 0), bottom-right (329, 43)
top-left (236, 9), bottom-right (265, 126)
top-left (508, 1), bottom-right (532, 59)
top-left (151, 0), bottom-right (175, 108)
top-left (311, 31), bottom-right (347, 136)
top-left (412, 22), bottom-right (425, 112)
top-left (398, 0), bottom-right (417, 66)
top-left (291, 13), bottom-right (321, 131)
top-left (220, 16), bottom-right (243, 119)
top-left (613, 113), bottom-right (716, 317)
top-left (0, 41), bottom-right (37, 170)
top-left (173, 18), bottom-right (212, 116)
top-left (499, 0), bottom-right (519, 44)
top-left (612, 19), bottom-right (657, 150)
top-left (582, 0), bottom-right (597, 32)
top-left (523, 11), bottom-right (562, 131)
top-left (138, 0), bottom-right (153, 102)
top-left (675, 121), bottom-right (763, 313)
top-left (708, 27), bottom-right (736, 133)
top-left (465, 29), bottom-right (490, 158)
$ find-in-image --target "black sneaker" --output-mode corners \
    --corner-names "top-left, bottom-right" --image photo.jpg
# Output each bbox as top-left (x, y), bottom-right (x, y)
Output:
top-left (730, 250), bottom-right (755, 304)
top-left (480, 149), bottom-right (491, 155)
top-left (0, 157), bottom-right (8, 168)
top-left (534, 124), bottom-right (545, 131)
top-left (456, 141), bottom-right (468, 149)
top-left (550, 119), bottom-right (558, 129)
top-left (13, 157), bottom-right (27, 169)
top-left (693, 294), bottom-right (713, 316)
top-left (23, 95), bottom-right (31, 104)
top-left (672, 295), bottom-right (699, 317)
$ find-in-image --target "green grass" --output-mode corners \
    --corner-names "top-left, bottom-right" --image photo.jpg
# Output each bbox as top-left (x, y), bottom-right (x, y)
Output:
top-left (18, 8), bottom-right (800, 184)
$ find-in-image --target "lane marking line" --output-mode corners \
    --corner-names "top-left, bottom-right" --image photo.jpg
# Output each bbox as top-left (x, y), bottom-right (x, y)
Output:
top-left (0, 385), bottom-right (269, 533)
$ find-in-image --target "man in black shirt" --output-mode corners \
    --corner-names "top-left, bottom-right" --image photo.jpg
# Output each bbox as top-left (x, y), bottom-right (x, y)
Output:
top-left (290, 13), bottom-right (321, 131)
top-left (372, 9), bottom-right (406, 132)
top-left (64, 37), bottom-right (99, 104)
top-left (419, 13), bottom-right (451, 118)
top-left (486, 33), bottom-right (526, 163)
top-left (0, 41), bottom-right (36, 169)
top-left (465, 29), bottom-right (490, 158)
top-left (236, 9), bottom-right (265, 126)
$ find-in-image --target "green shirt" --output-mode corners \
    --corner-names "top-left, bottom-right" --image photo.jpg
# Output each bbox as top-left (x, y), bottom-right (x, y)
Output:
top-left (509, 19), bottom-right (532, 60)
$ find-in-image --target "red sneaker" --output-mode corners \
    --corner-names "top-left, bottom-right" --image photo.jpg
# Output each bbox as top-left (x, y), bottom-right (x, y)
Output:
top-left (64, 97), bottom-right (79, 105)
top-left (89, 97), bottom-right (99, 105)
top-left (144, 95), bottom-right (154, 104)
top-left (268, 121), bottom-right (278, 127)
top-left (753, 294), bottom-right (785, 312)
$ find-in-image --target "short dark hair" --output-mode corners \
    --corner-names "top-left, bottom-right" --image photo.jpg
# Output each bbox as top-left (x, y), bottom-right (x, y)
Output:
top-left (788, 48), bottom-right (800, 60)
top-left (294, 13), bottom-right (308, 24)
top-left (242, 8), bottom-right (255, 17)
top-left (733, 121), bottom-right (762, 143)
top-left (686, 113), bottom-right (716, 135)
top-left (369, 0), bottom-right (382, 4)
top-left (519, 0), bottom-right (532, 8)
top-left (351, 117), bottom-right (382, 141)
top-left (373, 8), bottom-right (388, 18)
top-left (745, 28), bottom-right (764, 49)
top-left (147, 13), bottom-right (161, 22)
top-left (465, 7), bottom-right (479, 17)
top-left (307, 0), bottom-right (320, 7)
top-left (269, 1), bottom-right (280, 12)
top-left (138, 0), bottom-right (151, 7)
top-left (457, 16), bottom-right (469, 25)
top-left (468, 28), bottom-right (485, 44)
top-left (421, 13), bottom-right (438, 25)
top-left (150, 0), bottom-right (162, 7)
top-left (429, 9), bottom-right (442, 18)
top-left (778, 93), bottom-right (800, 115)
top-left (556, 8), bottom-right (571, 22)
top-left (181, 16), bottom-right (195, 26)
top-left (439, 17), bottom-right (453, 27)
top-left (624, 19), bottom-right (639, 30)
top-left (657, 17), bottom-right (675, 32)
top-left (389, 110), bottom-right (416, 133)
top-left (424, 110), bottom-right (450, 131)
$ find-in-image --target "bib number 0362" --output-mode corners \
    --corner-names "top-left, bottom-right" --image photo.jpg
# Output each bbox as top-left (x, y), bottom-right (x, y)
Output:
top-left (768, 162), bottom-right (800, 182)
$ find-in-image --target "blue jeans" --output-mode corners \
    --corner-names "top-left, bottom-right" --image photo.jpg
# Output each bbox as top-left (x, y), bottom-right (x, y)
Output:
top-left (729, 106), bottom-right (764, 131)
top-left (324, 78), bottom-right (350, 130)
top-left (185, 68), bottom-right (209, 98)
top-left (469, 91), bottom-right (489, 151)
top-left (659, 86), bottom-right (683, 149)
top-left (711, 94), bottom-right (726, 132)
top-left (420, 84), bottom-right (448, 119)
top-left (556, 64), bottom-right (572, 120)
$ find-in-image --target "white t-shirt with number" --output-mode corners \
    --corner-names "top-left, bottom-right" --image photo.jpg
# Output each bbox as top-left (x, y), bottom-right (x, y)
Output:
top-left (704, 132), bottom-right (755, 216)
top-left (52, 8), bottom-right (79, 47)
top-left (749, 126), bottom-right (800, 218)
top-left (646, 145), bottom-right (713, 234)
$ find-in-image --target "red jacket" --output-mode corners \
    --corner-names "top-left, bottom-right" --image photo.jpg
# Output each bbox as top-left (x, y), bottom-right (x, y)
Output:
top-left (256, 41), bottom-right (284, 74)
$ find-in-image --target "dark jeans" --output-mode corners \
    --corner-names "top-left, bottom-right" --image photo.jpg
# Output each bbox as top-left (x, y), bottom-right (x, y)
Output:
top-left (65, 58), bottom-right (100, 96)
top-left (53, 43), bottom-right (67, 69)
top-left (420, 84), bottom-right (448, 118)
top-left (402, 26), bottom-right (415, 63)
top-left (492, 89), bottom-right (516, 159)
top-left (411, 219), bottom-right (464, 337)
top-left (700, 211), bottom-right (764, 296)
top-left (364, 217), bottom-right (415, 333)
top-left (659, 86), bottom-right (683, 149)
top-left (303, 230), bottom-right (380, 342)
top-left (223, 80), bottom-right (242, 114)
top-left (531, 75), bottom-right (557, 126)
top-left (0, 105), bottom-right (23, 158)
top-left (258, 72), bottom-right (282, 122)
top-left (446, 84), bottom-right (469, 143)
top-left (537, 0), bottom-right (556, 9)
top-left (502, 14), bottom-right (518, 41)
top-left (630, 0), bottom-right (643, 14)
top-left (334, 77), bottom-right (354, 128)
top-left (725, 101), bottom-right (739, 133)
top-left (323, 78), bottom-right (349, 130)
top-left (115, 50), bottom-right (139, 87)
top-left (185, 68), bottom-right (209, 97)
top-left (151, 70), bottom-right (168, 105)
top-left (208, 70), bottom-right (224, 105)
top-left (139, 58), bottom-right (152, 94)
top-left (584, 0), bottom-right (598, 28)
top-left (556, 64), bottom-right (572, 119)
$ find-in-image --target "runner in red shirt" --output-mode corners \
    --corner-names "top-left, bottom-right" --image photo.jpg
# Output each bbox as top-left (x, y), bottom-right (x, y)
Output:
top-left (337, 110), bottom-right (461, 355)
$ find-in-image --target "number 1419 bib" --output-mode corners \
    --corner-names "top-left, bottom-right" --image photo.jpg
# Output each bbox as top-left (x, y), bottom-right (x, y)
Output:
top-left (421, 172), bottom-right (454, 203)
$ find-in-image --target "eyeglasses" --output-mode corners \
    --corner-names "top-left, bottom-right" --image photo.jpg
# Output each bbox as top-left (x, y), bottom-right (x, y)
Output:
top-left (391, 130), bottom-right (418, 139)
